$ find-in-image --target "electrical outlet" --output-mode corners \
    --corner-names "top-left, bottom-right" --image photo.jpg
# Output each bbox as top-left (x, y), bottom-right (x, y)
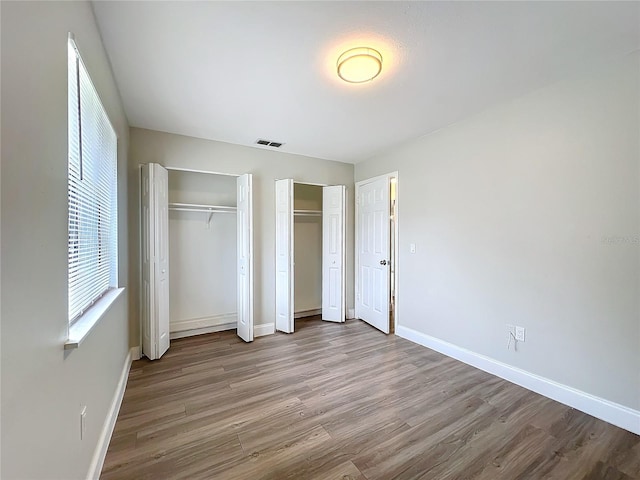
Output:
top-left (515, 326), bottom-right (525, 342)
top-left (80, 406), bottom-right (87, 440)
top-left (506, 324), bottom-right (516, 337)
top-left (410, 243), bottom-right (416, 254)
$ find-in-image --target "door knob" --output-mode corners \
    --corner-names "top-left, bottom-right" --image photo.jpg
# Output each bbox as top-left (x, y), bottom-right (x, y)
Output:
top-left (380, 260), bottom-right (387, 266)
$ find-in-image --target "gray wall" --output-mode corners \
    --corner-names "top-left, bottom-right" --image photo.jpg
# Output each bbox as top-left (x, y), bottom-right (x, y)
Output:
top-left (355, 52), bottom-right (640, 410)
top-left (128, 128), bottom-right (354, 345)
top-left (1, 2), bottom-right (130, 478)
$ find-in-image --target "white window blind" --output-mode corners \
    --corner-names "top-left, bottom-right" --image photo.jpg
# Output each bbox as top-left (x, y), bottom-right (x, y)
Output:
top-left (68, 36), bottom-right (118, 324)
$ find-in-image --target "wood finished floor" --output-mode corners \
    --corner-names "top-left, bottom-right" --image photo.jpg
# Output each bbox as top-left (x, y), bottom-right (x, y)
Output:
top-left (102, 317), bottom-right (640, 480)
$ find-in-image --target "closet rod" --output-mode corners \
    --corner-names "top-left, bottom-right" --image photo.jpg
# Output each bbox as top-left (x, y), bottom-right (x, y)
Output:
top-left (169, 207), bottom-right (237, 214)
top-left (293, 209), bottom-right (322, 217)
top-left (169, 202), bottom-right (236, 212)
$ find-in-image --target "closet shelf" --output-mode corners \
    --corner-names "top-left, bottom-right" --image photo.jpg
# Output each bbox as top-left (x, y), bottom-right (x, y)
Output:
top-left (169, 202), bottom-right (237, 214)
top-left (294, 209), bottom-right (322, 217)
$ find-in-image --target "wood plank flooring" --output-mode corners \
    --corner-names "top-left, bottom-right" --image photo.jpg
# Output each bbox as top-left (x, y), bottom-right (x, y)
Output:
top-left (101, 317), bottom-right (640, 480)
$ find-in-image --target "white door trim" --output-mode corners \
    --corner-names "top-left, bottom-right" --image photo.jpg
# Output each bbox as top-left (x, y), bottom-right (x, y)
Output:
top-left (355, 171), bottom-right (399, 333)
top-left (391, 175), bottom-right (399, 333)
top-left (138, 165), bottom-right (144, 355)
top-left (164, 166), bottom-right (241, 177)
top-left (287, 180), bottom-right (330, 187)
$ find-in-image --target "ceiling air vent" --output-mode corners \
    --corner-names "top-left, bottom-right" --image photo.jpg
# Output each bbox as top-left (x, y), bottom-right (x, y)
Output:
top-left (255, 139), bottom-right (284, 148)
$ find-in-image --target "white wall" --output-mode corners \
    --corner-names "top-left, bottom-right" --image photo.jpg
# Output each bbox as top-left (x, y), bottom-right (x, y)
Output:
top-left (129, 128), bottom-right (354, 342)
top-left (1, 2), bottom-right (130, 478)
top-left (355, 52), bottom-right (640, 411)
top-left (168, 170), bottom-right (237, 332)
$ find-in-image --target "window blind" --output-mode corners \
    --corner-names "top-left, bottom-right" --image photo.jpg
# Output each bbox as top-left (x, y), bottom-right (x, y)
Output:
top-left (68, 36), bottom-right (118, 324)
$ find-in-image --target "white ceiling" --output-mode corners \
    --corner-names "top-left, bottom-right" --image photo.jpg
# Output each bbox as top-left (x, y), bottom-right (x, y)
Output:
top-left (92, 1), bottom-right (639, 164)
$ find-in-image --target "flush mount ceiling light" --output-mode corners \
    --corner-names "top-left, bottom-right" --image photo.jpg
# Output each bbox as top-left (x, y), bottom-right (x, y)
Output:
top-left (337, 47), bottom-right (383, 84)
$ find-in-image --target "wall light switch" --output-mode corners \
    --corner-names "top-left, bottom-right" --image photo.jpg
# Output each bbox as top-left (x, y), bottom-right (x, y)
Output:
top-left (410, 243), bottom-right (416, 254)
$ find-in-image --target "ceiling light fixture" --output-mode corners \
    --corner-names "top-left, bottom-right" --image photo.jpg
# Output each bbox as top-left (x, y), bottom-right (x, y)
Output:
top-left (337, 47), bottom-right (383, 84)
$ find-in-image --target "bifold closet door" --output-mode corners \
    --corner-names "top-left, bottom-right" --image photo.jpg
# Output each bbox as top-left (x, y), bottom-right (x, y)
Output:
top-left (322, 185), bottom-right (346, 322)
top-left (275, 179), bottom-right (294, 333)
top-left (141, 163), bottom-right (170, 360)
top-left (236, 173), bottom-right (254, 342)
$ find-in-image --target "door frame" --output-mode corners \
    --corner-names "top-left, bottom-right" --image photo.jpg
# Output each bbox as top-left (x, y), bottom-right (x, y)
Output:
top-left (355, 171), bottom-right (399, 333)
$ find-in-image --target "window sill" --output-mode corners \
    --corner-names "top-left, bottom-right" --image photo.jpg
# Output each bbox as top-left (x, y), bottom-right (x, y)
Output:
top-left (65, 288), bottom-right (125, 350)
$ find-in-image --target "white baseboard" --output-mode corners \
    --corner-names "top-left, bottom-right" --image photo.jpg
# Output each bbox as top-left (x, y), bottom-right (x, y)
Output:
top-left (86, 347), bottom-right (135, 480)
top-left (396, 325), bottom-right (640, 436)
top-left (294, 308), bottom-right (321, 319)
top-left (129, 346), bottom-right (141, 361)
top-left (170, 313), bottom-right (236, 337)
top-left (254, 323), bottom-right (275, 338)
top-left (293, 308), bottom-right (356, 320)
top-left (170, 323), bottom-right (236, 339)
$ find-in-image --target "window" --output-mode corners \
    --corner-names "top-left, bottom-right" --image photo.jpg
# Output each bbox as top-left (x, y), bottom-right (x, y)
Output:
top-left (68, 35), bottom-right (118, 325)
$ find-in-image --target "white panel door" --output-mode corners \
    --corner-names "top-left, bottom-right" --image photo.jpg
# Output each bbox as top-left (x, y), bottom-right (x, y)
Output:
top-left (236, 173), bottom-right (254, 342)
top-left (322, 185), bottom-right (346, 323)
top-left (141, 163), bottom-right (170, 360)
top-left (357, 176), bottom-right (390, 333)
top-left (275, 179), bottom-right (294, 333)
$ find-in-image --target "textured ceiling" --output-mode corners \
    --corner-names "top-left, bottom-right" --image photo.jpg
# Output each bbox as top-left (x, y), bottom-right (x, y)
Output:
top-left (92, 1), bottom-right (640, 163)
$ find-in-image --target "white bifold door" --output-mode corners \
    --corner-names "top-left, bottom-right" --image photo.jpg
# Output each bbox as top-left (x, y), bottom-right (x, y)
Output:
top-left (356, 176), bottom-right (391, 334)
top-left (236, 174), bottom-right (254, 342)
top-left (275, 179), bottom-right (294, 333)
top-left (141, 163), bottom-right (170, 360)
top-left (322, 186), bottom-right (346, 322)
top-left (142, 164), bottom-right (254, 360)
top-left (275, 179), bottom-right (346, 333)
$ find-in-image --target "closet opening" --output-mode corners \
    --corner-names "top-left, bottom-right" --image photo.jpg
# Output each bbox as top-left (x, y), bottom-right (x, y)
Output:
top-left (275, 179), bottom-right (346, 334)
top-left (293, 183), bottom-right (323, 322)
top-left (140, 164), bottom-right (253, 360)
top-left (167, 168), bottom-right (238, 339)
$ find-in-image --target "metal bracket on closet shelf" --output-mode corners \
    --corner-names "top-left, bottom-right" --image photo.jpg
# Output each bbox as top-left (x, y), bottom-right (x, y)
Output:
top-left (168, 202), bottom-right (237, 227)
